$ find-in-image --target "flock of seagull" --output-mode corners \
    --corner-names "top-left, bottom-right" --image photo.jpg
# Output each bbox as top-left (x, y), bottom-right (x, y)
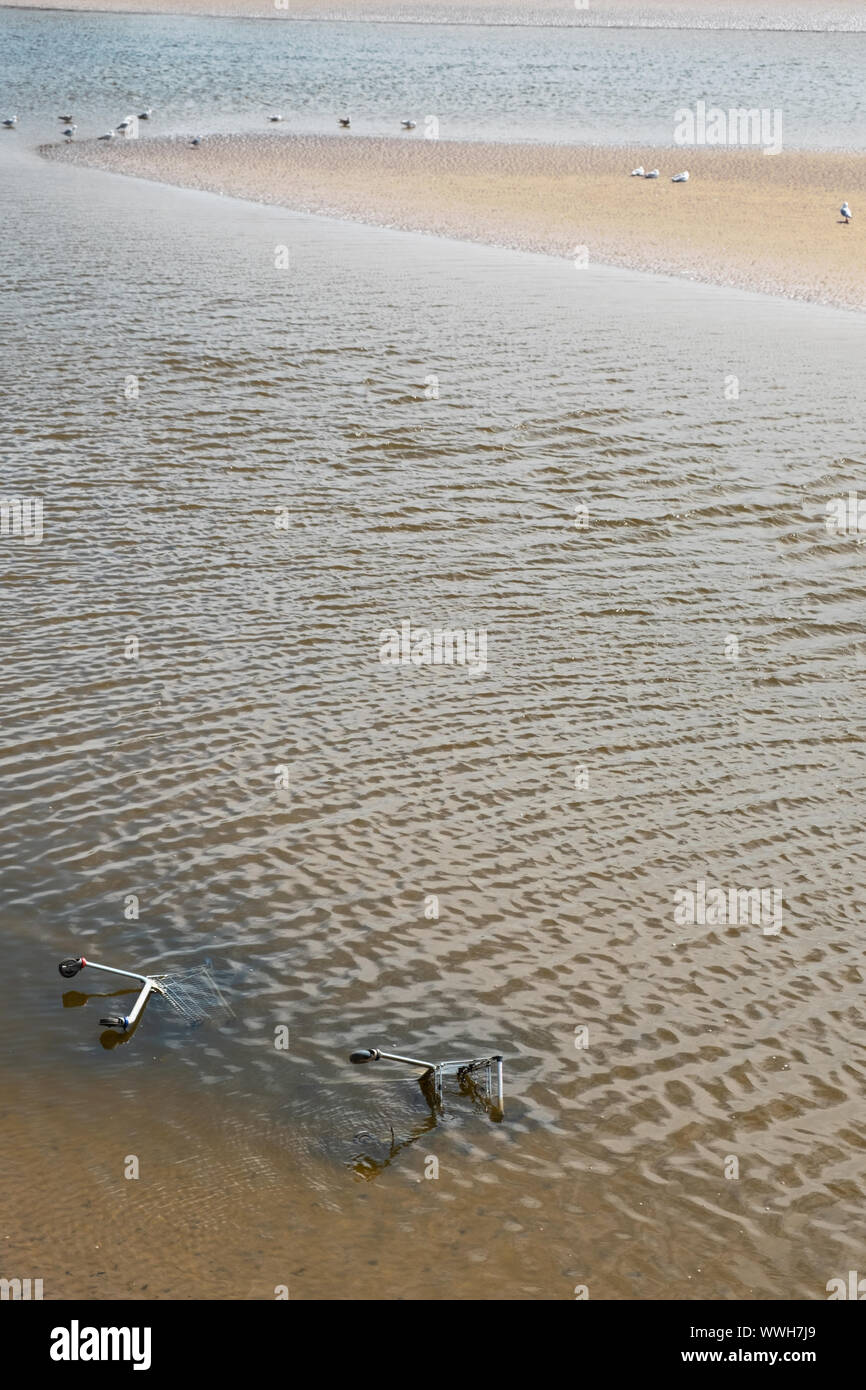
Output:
top-left (266, 114), bottom-right (416, 131)
top-left (189, 113), bottom-right (417, 145)
top-left (0, 112), bottom-right (855, 224)
top-left (628, 162), bottom-right (853, 222)
top-left (631, 165), bottom-right (689, 181)
top-left (0, 109), bottom-right (157, 140)
top-left (1, 109), bottom-right (419, 146)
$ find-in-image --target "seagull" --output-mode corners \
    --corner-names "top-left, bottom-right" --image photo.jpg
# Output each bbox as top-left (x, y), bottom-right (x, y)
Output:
top-left (671, 170), bottom-right (689, 182)
top-left (58, 114), bottom-right (73, 123)
top-left (401, 120), bottom-right (416, 130)
top-left (338, 117), bottom-right (351, 128)
top-left (630, 166), bottom-right (644, 176)
top-left (644, 168), bottom-right (660, 179)
top-left (840, 201), bottom-right (853, 224)
top-left (2, 116), bottom-right (18, 129)
top-left (116, 117), bottom-right (133, 132)
top-left (62, 126), bottom-right (76, 138)
top-left (190, 137), bottom-right (202, 146)
top-left (97, 130), bottom-right (115, 140)
top-left (268, 113), bottom-right (283, 122)
top-left (138, 108), bottom-right (152, 120)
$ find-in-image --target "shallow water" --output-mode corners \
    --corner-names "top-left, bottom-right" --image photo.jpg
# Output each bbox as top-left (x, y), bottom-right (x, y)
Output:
top-left (1, 8), bottom-right (866, 147)
top-left (2, 11), bottom-right (866, 1301)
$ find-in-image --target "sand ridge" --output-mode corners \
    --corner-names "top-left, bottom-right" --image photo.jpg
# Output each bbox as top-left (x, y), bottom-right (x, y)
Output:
top-left (42, 132), bottom-right (866, 310)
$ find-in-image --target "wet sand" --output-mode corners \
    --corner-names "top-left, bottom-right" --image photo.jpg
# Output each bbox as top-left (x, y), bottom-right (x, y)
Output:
top-left (4, 0), bottom-right (866, 25)
top-left (43, 133), bottom-right (866, 311)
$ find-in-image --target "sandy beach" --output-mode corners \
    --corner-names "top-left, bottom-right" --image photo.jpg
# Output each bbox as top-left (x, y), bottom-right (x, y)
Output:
top-left (43, 132), bottom-right (866, 310)
top-left (4, 0), bottom-right (866, 27)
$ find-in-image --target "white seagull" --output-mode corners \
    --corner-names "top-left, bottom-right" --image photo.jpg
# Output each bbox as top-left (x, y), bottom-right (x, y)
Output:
top-left (840, 201), bottom-right (853, 224)
top-left (116, 117), bottom-right (134, 132)
top-left (62, 126), bottom-right (76, 138)
top-left (644, 168), bottom-right (660, 179)
top-left (190, 137), bottom-right (202, 146)
top-left (2, 116), bottom-right (18, 129)
top-left (97, 130), bottom-right (115, 140)
top-left (630, 166), bottom-right (644, 176)
top-left (268, 113), bottom-right (283, 122)
top-left (671, 170), bottom-right (689, 182)
top-left (138, 108), bottom-right (152, 120)
top-left (401, 120), bottom-right (416, 130)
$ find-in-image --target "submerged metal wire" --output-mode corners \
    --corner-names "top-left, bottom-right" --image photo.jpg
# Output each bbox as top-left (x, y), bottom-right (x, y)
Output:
top-left (419, 1056), bottom-right (504, 1114)
top-left (151, 962), bottom-right (233, 1026)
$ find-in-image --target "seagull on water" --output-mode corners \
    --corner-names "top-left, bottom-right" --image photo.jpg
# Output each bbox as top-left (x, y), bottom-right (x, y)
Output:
top-left (116, 117), bottom-right (134, 133)
top-left (138, 108), bottom-right (152, 120)
top-left (840, 201), bottom-right (853, 224)
top-left (671, 170), bottom-right (689, 182)
top-left (644, 168), bottom-right (660, 179)
top-left (401, 120), bottom-right (416, 130)
top-left (2, 116), bottom-right (18, 129)
top-left (630, 166), bottom-right (644, 176)
top-left (58, 114), bottom-right (73, 123)
top-left (338, 117), bottom-right (351, 128)
top-left (268, 113), bottom-right (283, 122)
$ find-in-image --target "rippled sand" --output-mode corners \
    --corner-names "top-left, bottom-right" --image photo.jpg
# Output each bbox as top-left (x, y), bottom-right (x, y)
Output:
top-left (5, 0), bottom-right (866, 27)
top-left (43, 133), bottom-right (866, 311)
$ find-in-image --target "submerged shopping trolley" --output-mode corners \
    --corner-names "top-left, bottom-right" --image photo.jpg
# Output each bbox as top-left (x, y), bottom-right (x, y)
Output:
top-left (58, 954), bottom-right (230, 1034)
top-left (349, 1045), bottom-right (504, 1117)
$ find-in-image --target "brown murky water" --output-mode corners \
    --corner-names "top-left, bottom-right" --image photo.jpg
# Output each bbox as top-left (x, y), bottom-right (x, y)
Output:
top-left (3, 22), bottom-right (866, 1300)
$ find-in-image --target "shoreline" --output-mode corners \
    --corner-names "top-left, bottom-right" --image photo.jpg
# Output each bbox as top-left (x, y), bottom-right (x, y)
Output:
top-left (41, 133), bottom-right (866, 312)
top-left (4, 1), bottom-right (866, 29)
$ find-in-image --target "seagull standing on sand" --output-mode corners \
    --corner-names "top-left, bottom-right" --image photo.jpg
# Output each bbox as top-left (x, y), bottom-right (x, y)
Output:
top-left (190, 137), bottom-right (202, 146)
top-left (401, 120), bottom-right (416, 130)
top-left (840, 201), bottom-right (853, 224)
top-left (2, 116), bottom-right (18, 129)
top-left (644, 168), bottom-right (660, 179)
top-left (97, 130), bottom-right (115, 140)
top-left (630, 166), bottom-right (644, 176)
top-left (338, 117), bottom-right (351, 128)
top-left (671, 170), bottom-right (689, 182)
top-left (62, 126), bottom-right (76, 139)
